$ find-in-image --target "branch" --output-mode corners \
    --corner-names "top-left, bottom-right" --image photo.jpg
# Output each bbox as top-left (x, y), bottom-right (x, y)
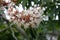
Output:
top-left (15, 25), bottom-right (28, 39)
top-left (9, 23), bottom-right (18, 40)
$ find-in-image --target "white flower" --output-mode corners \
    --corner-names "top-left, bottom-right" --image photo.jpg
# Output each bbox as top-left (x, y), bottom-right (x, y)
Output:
top-left (3, 1), bottom-right (44, 28)
top-left (3, 0), bottom-right (11, 3)
top-left (4, 8), bottom-right (11, 20)
top-left (19, 4), bottom-right (24, 12)
top-left (31, 1), bottom-right (34, 6)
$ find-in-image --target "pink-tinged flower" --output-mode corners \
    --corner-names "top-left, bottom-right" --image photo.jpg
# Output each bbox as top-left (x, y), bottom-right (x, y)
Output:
top-left (3, 1), bottom-right (44, 28)
top-left (1, 0), bottom-right (11, 6)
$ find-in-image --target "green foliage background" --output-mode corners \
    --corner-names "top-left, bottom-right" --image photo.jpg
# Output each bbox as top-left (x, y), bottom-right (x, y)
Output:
top-left (0, 0), bottom-right (60, 40)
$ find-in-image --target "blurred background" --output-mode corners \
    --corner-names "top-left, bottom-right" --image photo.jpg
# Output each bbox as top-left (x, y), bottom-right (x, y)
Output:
top-left (0, 0), bottom-right (60, 40)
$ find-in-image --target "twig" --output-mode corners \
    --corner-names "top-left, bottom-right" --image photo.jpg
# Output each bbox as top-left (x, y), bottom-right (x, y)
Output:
top-left (9, 23), bottom-right (18, 40)
top-left (15, 25), bottom-right (28, 38)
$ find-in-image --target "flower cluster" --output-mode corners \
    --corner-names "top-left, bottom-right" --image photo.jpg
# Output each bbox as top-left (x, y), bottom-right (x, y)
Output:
top-left (3, 0), bottom-right (44, 28)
